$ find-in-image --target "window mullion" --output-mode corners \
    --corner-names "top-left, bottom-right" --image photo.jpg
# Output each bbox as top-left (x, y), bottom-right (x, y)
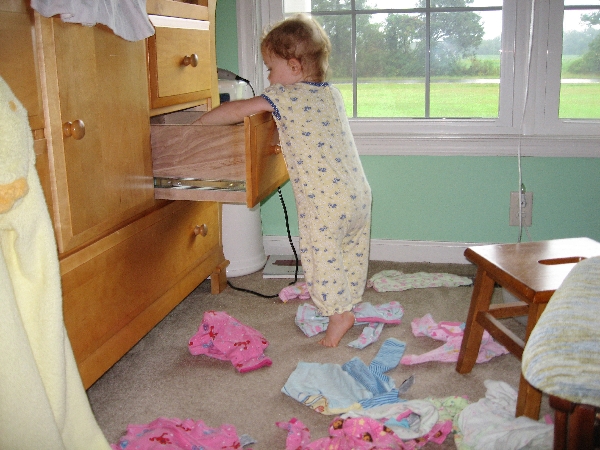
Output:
top-left (352, 0), bottom-right (358, 118)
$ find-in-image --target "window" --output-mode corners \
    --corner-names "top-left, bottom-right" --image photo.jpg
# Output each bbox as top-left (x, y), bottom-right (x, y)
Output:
top-left (236, 1), bottom-right (600, 156)
top-left (560, 1), bottom-right (600, 119)
top-left (285, 1), bottom-right (504, 120)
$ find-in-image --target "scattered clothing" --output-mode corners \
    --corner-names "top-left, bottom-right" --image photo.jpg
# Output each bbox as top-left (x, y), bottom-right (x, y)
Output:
top-left (279, 282), bottom-right (311, 302)
top-left (282, 339), bottom-right (407, 415)
top-left (110, 417), bottom-right (247, 450)
top-left (295, 301), bottom-right (403, 338)
top-left (454, 380), bottom-right (553, 450)
top-left (277, 416), bottom-right (406, 449)
top-left (400, 314), bottom-right (508, 365)
top-left (188, 311), bottom-right (272, 373)
top-left (342, 400), bottom-right (440, 442)
top-left (348, 322), bottom-right (384, 349)
top-left (367, 270), bottom-right (472, 293)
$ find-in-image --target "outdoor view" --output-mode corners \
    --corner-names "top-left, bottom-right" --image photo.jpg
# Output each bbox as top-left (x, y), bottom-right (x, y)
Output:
top-left (284, 0), bottom-right (600, 120)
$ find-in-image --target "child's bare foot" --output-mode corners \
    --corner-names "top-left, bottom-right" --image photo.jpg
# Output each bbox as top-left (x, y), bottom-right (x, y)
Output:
top-left (319, 311), bottom-right (355, 347)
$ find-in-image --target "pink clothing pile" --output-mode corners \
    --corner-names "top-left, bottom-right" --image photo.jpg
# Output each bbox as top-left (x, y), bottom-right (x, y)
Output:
top-left (110, 417), bottom-right (242, 449)
top-left (400, 314), bottom-right (508, 365)
top-left (188, 310), bottom-right (272, 373)
top-left (279, 282), bottom-right (311, 302)
top-left (277, 416), bottom-right (406, 449)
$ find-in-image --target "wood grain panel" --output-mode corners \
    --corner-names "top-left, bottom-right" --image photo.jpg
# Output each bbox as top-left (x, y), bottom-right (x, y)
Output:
top-left (0, 3), bottom-right (44, 131)
top-left (61, 201), bottom-right (223, 387)
top-left (152, 123), bottom-right (246, 180)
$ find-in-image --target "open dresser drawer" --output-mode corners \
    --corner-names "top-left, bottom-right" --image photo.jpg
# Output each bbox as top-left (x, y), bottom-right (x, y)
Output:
top-left (151, 111), bottom-right (289, 208)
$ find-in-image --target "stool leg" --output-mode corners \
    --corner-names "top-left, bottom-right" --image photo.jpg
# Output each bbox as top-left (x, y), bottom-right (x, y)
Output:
top-left (550, 396), bottom-right (573, 450)
top-left (515, 302), bottom-right (545, 419)
top-left (456, 268), bottom-right (496, 374)
top-left (568, 403), bottom-right (596, 450)
top-left (516, 374), bottom-right (542, 419)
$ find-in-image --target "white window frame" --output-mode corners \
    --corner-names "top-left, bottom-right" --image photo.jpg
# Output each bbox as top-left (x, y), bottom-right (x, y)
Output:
top-left (236, 0), bottom-right (600, 157)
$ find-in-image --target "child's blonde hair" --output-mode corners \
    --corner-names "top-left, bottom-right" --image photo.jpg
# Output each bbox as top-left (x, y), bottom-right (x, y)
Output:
top-left (261, 14), bottom-right (332, 82)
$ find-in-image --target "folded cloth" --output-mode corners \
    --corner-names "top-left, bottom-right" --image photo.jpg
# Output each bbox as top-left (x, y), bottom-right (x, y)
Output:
top-left (188, 311), bottom-right (272, 373)
top-left (367, 270), bottom-right (472, 293)
top-left (110, 417), bottom-right (244, 450)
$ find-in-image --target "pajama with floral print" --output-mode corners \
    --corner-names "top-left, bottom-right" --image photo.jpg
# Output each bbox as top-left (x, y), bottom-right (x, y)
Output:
top-left (262, 82), bottom-right (372, 316)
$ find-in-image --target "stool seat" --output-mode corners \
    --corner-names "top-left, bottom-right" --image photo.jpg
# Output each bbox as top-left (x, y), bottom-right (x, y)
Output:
top-left (456, 237), bottom-right (600, 419)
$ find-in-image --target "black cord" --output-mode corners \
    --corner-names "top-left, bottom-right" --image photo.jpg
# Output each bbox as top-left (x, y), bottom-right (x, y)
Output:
top-left (236, 75), bottom-right (256, 97)
top-left (226, 187), bottom-right (300, 298)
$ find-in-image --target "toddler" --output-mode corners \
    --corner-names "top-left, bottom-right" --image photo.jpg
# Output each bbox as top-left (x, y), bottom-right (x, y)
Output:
top-left (196, 14), bottom-right (372, 347)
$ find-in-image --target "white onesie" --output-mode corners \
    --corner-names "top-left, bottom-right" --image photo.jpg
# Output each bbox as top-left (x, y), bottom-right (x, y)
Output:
top-left (262, 82), bottom-right (372, 316)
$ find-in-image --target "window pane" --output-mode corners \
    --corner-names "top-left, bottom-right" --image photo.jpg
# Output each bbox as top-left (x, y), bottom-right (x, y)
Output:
top-left (313, 15), bottom-right (354, 115)
top-left (311, 0), bottom-right (351, 12)
top-left (285, 0), bottom-right (503, 119)
top-left (560, 7), bottom-right (600, 119)
top-left (356, 13), bottom-right (425, 117)
top-left (430, 10), bottom-right (500, 118)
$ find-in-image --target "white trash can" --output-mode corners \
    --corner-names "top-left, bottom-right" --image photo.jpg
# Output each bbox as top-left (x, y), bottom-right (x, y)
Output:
top-left (222, 203), bottom-right (267, 277)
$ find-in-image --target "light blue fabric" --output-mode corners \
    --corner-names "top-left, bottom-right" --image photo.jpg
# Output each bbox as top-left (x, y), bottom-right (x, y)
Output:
top-left (522, 256), bottom-right (600, 408)
top-left (282, 362), bottom-right (372, 412)
top-left (282, 338), bottom-right (407, 413)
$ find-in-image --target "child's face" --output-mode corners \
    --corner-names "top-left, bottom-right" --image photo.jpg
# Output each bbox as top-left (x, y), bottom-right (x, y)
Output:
top-left (262, 51), bottom-right (304, 86)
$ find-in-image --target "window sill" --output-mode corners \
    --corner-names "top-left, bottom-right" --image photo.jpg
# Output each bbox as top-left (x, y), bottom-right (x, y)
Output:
top-left (353, 133), bottom-right (600, 157)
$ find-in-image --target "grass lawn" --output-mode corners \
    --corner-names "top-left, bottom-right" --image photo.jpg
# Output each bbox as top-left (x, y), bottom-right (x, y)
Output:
top-left (333, 81), bottom-right (600, 119)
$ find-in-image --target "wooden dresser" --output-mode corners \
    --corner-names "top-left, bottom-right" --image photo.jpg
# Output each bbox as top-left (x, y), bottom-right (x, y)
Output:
top-left (0, 0), bottom-right (287, 388)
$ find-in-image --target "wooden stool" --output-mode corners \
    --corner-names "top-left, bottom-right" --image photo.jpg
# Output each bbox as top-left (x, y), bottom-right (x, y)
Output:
top-left (455, 237), bottom-right (600, 419)
top-left (550, 396), bottom-right (599, 450)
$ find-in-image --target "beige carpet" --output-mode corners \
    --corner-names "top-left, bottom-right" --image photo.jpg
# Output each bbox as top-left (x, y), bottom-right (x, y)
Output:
top-left (87, 260), bottom-right (551, 449)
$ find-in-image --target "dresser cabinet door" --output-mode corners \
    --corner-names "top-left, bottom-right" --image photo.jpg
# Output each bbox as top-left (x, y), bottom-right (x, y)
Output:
top-left (0, 2), bottom-right (44, 131)
top-left (40, 18), bottom-right (156, 253)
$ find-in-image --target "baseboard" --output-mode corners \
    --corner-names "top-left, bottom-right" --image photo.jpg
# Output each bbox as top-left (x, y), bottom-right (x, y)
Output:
top-left (262, 236), bottom-right (485, 264)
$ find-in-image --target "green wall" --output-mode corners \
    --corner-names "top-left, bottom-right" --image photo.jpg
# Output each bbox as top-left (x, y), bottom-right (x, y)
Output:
top-left (215, 0), bottom-right (239, 73)
top-left (260, 156), bottom-right (600, 244)
top-left (214, 1), bottom-right (600, 245)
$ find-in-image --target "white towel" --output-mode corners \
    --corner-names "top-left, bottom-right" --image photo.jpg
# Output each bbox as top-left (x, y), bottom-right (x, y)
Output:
top-left (31, 0), bottom-right (155, 42)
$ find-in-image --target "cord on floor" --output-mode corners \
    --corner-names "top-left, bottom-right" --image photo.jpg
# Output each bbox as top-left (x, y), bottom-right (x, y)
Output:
top-left (225, 187), bottom-right (300, 298)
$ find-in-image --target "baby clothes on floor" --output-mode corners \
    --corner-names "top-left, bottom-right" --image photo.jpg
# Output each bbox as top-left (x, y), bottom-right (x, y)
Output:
top-left (282, 338), bottom-right (407, 415)
top-left (188, 310), bottom-right (272, 373)
top-left (341, 400), bottom-right (440, 442)
top-left (400, 314), bottom-right (508, 365)
top-left (367, 270), bottom-right (472, 293)
top-left (454, 380), bottom-right (553, 449)
top-left (348, 322), bottom-right (384, 349)
top-left (110, 417), bottom-right (245, 450)
top-left (279, 282), bottom-right (311, 302)
top-left (277, 416), bottom-right (406, 450)
top-left (295, 301), bottom-right (404, 337)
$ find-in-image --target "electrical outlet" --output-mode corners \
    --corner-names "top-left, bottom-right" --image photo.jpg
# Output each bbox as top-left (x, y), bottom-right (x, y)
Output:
top-left (509, 191), bottom-right (533, 226)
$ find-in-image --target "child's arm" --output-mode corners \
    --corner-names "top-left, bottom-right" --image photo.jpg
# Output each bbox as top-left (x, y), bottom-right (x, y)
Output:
top-left (194, 96), bottom-right (273, 125)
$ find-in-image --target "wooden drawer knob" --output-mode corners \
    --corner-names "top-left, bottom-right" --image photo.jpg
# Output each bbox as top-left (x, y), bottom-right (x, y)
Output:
top-left (182, 54), bottom-right (199, 67)
top-left (62, 119), bottom-right (85, 140)
top-left (194, 224), bottom-right (208, 236)
top-left (272, 144), bottom-right (282, 155)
